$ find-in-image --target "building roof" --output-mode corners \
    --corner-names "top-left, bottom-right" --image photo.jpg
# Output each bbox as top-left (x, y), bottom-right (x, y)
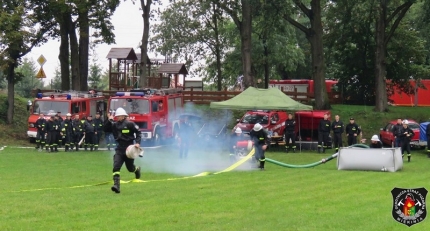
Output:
top-left (156, 63), bottom-right (188, 75)
top-left (106, 48), bottom-right (138, 60)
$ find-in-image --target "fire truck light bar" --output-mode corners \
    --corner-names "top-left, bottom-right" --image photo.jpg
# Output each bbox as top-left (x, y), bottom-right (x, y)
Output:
top-left (116, 92), bottom-right (145, 97)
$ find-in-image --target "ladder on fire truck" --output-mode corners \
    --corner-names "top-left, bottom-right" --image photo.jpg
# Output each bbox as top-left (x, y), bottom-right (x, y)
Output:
top-left (129, 88), bottom-right (182, 96)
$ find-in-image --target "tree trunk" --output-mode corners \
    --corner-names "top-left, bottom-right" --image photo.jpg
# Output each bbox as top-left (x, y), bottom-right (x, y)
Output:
top-left (59, 14), bottom-right (70, 91)
top-left (69, 18), bottom-right (80, 91)
top-left (213, 3), bottom-right (222, 91)
top-left (79, 9), bottom-right (90, 91)
top-left (374, 1), bottom-right (388, 112)
top-left (6, 63), bottom-right (15, 124)
top-left (241, 0), bottom-right (254, 89)
top-left (263, 40), bottom-right (269, 89)
top-left (309, 0), bottom-right (330, 110)
top-left (139, 0), bottom-right (152, 88)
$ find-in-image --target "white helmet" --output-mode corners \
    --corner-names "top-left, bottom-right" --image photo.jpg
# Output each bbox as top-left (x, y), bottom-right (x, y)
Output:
top-left (402, 119), bottom-right (409, 125)
top-left (66, 113), bottom-right (71, 117)
top-left (371, 135), bottom-right (380, 142)
top-left (126, 145), bottom-right (144, 159)
top-left (235, 127), bottom-right (242, 134)
top-left (115, 107), bottom-right (128, 117)
top-left (253, 123), bottom-right (263, 131)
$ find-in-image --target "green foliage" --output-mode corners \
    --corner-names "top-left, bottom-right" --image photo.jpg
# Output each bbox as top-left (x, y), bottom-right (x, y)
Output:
top-left (15, 58), bottom-right (45, 98)
top-left (0, 93), bottom-right (30, 141)
top-left (88, 63), bottom-right (107, 90)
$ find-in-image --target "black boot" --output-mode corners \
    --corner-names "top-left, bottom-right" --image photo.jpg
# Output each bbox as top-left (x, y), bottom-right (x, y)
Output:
top-left (135, 166), bottom-right (141, 179)
top-left (407, 155), bottom-right (411, 162)
top-left (65, 146), bottom-right (69, 152)
top-left (317, 147), bottom-right (321, 153)
top-left (427, 153), bottom-right (430, 158)
top-left (75, 144), bottom-right (79, 151)
top-left (111, 175), bottom-right (120, 193)
top-left (259, 160), bottom-right (265, 170)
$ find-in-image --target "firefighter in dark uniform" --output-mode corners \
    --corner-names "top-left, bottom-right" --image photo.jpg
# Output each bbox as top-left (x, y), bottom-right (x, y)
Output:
top-left (318, 113), bottom-right (331, 153)
top-left (345, 118), bottom-right (361, 146)
top-left (53, 115), bottom-right (62, 151)
top-left (331, 114), bottom-right (344, 152)
top-left (178, 116), bottom-right (193, 159)
top-left (284, 113), bottom-right (296, 153)
top-left (84, 115), bottom-right (96, 151)
top-left (392, 118), bottom-right (403, 148)
top-left (250, 123), bottom-right (269, 170)
top-left (56, 112), bottom-right (64, 146)
top-left (45, 116), bottom-right (58, 152)
top-left (61, 113), bottom-right (74, 152)
top-left (104, 112), bottom-right (116, 151)
top-left (71, 115), bottom-right (84, 151)
top-left (93, 112), bottom-right (103, 151)
top-left (105, 107), bottom-right (142, 194)
top-left (35, 113), bottom-right (46, 150)
top-left (400, 120), bottom-right (414, 162)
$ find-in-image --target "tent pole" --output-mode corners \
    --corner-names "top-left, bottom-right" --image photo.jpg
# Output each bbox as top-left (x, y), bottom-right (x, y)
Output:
top-left (298, 112), bottom-right (301, 152)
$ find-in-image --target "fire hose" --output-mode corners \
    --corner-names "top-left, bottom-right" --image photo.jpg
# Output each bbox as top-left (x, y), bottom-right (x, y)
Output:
top-left (265, 144), bottom-right (370, 168)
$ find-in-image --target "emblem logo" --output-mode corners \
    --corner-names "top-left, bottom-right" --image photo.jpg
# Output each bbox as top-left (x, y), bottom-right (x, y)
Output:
top-left (391, 187), bottom-right (427, 227)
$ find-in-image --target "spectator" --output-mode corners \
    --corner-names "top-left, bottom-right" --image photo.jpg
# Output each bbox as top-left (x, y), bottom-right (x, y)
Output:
top-left (345, 118), bottom-right (361, 146)
top-left (369, 135), bottom-right (382, 148)
top-left (392, 118), bottom-right (403, 147)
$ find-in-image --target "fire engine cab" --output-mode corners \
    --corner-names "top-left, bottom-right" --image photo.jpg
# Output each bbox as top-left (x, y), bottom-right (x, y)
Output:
top-left (107, 88), bottom-right (183, 145)
top-left (27, 91), bottom-right (106, 142)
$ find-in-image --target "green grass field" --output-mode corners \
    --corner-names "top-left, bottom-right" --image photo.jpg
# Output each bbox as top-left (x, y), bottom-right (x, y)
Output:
top-left (0, 145), bottom-right (429, 231)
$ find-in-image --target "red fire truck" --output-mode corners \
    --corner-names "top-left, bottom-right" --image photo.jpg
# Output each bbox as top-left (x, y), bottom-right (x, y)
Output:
top-left (107, 88), bottom-right (183, 145)
top-left (27, 91), bottom-right (106, 142)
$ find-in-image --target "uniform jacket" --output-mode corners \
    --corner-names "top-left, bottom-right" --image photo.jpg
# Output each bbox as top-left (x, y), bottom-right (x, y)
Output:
top-left (61, 119), bottom-right (74, 135)
top-left (105, 119), bottom-right (142, 148)
top-left (392, 123), bottom-right (403, 137)
top-left (318, 119), bottom-right (331, 133)
top-left (84, 120), bottom-right (96, 133)
top-left (331, 120), bottom-right (344, 133)
top-left (345, 123), bottom-right (361, 136)
top-left (250, 129), bottom-right (269, 146)
top-left (35, 118), bottom-right (46, 132)
top-left (285, 119), bottom-right (295, 133)
top-left (399, 127), bottom-right (414, 141)
top-left (94, 118), bottom-right (104, 132)
top-left (45, 120), bottom-right (56, 132)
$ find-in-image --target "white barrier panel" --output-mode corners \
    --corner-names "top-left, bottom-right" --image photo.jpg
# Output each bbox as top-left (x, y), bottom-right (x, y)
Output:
top-left (337, 147), bottom-right (403, 172)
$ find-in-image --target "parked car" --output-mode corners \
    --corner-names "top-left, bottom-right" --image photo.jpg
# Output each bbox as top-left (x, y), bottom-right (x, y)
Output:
top-left (379, 120), bottom-right (422, 148)
top-left (233, 110), bottom-right (288, 137)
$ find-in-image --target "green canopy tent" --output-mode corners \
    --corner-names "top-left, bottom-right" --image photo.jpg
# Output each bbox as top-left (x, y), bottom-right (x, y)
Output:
top-left (210, 87), bottom-right (317, 152)
top-left (210, 87), bottom-right (313, 111)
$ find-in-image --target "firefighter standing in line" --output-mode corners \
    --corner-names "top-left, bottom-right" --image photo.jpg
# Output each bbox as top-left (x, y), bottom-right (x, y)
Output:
top-left (331, 114), bottom-right (344, 152)
top-left (284, 113), bottom-right (296, 153)
top-left (345, 118), bottom-right (361, 146)
top-left (61, 113), bottom-right (74, 152)
top-left (84, 115), bottom-right (96, 151)
top-left (53, 115), bottom-right (62, 150)
top-left (392, 118), bottom-right (403, 147)
top-left (35, 113), bottom-right (46, 150)
top-left (94, 112), bottom-right (104, 151)
top-left (317, 113), bottom-right (331, 153)
top-left (104, 112), bottom-right (116, 151)
top-left (250, 123), bottom-right (269, 170)
top-left (178, 116), bottom-right (193, 159)
top-left (72, 115), bottom-right (84, 151)
top-left (426, 122), bottom-right (430, 158)
top-left (45, 116), bottom-right (58, 152)
top-left (56, 112), bottom-right (64, 146)
top-left (400, 120), bottom-right (414, 162)
top-left (105, 107), bottom-right (142, 194)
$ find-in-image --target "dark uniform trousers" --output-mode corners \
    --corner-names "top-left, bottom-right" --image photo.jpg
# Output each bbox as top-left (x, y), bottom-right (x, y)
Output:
top-left (85, 132), bottom-right (96, 150)
top-left (333, 133), bottom-right (342, 151)
top-left (318, 132), bottom-right (330, 150)
top-left (285, 132), bottom-right (296, 151)
top-left (347, 135), bottom-right (357, 146)
top-left (36, 129), bottom-right (46, 149)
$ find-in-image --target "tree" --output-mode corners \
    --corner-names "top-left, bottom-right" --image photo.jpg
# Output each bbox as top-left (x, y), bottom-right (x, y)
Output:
top-left (152, 0), bottom-right (228, 90)
top-left (52, 67), bottom-right (62, 90)
top-left (283, 0), bottom-right (330, 110)
top-left (374, 0), bottom-right (414, 112)
top-left (0, 0), bottom-right (55, 124)
top-left (15, 58), bottom-right (45, 98)
top-left (138, 0), bottom-right (153, 88)
top-left (211, 0), bottom-right (256, 88)
top-left (88, 48), bottom-right (108, 90)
